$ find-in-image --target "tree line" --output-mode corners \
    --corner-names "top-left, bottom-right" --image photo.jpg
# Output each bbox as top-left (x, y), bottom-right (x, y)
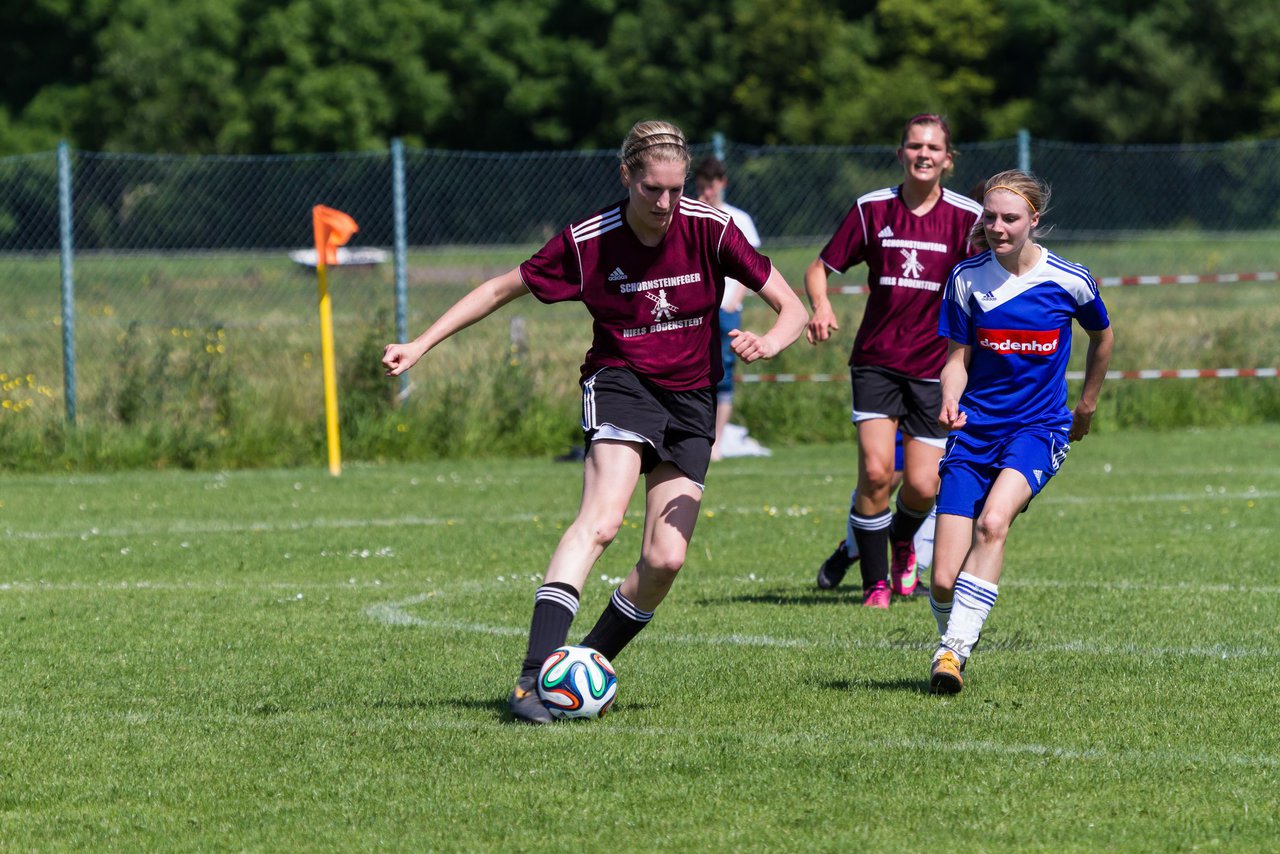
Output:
top-left (3, 0), bottom-right (1278, 156)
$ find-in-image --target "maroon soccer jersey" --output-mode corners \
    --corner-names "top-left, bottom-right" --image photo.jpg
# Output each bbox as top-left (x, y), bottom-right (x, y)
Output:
top-left (519, 196), bottom-right (772, 390)
top-left (820, 185), bottom-right (981, 379)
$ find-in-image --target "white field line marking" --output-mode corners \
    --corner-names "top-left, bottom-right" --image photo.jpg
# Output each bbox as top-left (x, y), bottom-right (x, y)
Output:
top-left (2, 513), bottom-right (539, 541)
top-left (1034, 489), bottom-right (1277, 504)
top-left (4, 487), bottom-right (1276, 543)
top-left (0, 708), bottom-right (1272, 770)
top-left (7, 575), bottom-right (1280, 604)
top-left (1012, 577), bottom-right (1280, 596)
top-left (878, 736), bottom-right (1279, 770)
top-left (365, 594), bottom-right (1277, 659)
top-left (6, 574), bottom-right (1280, 602)
top-left (0, 580), bottom-right (392, 593)
top-left (385, 719), bottom-right (1280, 771)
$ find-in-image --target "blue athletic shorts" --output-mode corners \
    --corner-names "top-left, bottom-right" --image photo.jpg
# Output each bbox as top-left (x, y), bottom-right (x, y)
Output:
top-left (936, 428), bottom-right (1070, 518)
top-left (716, 308), bottom-right (741, 402)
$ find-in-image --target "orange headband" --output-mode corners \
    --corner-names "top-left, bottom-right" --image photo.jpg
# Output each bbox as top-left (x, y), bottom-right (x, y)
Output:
top-left (985, 184), bottom-right (1038, 213)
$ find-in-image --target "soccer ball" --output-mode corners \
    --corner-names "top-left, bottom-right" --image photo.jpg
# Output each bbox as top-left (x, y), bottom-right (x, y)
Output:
top-left (537, 645), bottom-right (617, 720)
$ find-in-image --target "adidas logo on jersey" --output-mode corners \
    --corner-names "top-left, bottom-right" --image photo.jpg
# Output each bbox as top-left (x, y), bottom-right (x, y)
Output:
top-left (1033, 469), bottom-right (1044, 484)
top-left (607, 267), bottom-right (627, 282)
top-left (877, 225), bottom-right (894, 239)
top-left (981, 291), bottom-right (998, 301)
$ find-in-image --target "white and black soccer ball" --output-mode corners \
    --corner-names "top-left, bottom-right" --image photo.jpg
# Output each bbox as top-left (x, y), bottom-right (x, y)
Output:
top-left (536, 645), bottom-right (617, 720)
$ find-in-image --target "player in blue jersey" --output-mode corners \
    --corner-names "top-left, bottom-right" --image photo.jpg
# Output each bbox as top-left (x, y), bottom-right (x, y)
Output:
top-left (927, 170), bottom-right (1114, 694)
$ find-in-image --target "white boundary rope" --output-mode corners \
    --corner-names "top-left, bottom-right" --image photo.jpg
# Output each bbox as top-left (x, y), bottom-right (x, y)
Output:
top-left (764, 269), bottom-right (1277, 384)
top-left (741, 368), bottom-right (1278, 383)
top-left (824, 270), bottom-right (1280, 295)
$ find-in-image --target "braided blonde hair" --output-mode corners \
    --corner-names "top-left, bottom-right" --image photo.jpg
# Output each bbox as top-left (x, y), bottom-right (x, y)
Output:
top-left (620, 120), bottom-right (691, 177)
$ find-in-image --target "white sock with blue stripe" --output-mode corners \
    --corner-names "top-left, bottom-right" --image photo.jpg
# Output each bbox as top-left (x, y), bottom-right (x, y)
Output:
top-left (940, 571), bottom-right (998, 662)
top-left (929, 594), bottom-right (952, 639)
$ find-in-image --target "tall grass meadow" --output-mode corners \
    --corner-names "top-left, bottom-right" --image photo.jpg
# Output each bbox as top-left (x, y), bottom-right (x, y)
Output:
top-left (0, 236), bottom-right (1276, 471)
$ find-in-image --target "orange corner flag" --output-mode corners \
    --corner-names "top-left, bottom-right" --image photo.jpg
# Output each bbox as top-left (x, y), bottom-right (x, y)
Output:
top-left (312, 205), bottom-right (359, 266)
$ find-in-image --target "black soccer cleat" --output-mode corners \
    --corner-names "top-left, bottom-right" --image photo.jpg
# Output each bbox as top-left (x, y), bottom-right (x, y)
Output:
top-left (508, 676), bottom-right (553, 724)
top-left (816, 540), bottom-right (859, 590)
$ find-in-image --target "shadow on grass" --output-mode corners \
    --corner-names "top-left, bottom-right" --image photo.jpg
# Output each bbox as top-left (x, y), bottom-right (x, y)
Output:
top-left (695, 587), bottom-right (932, 608)
top-left (692, 588), bottom-right (862, 607)
top-left (823, 678), bottom-right (930, 694)
top-left (371, 696), bottom-right (506, 714)
top-left (372, 696), bottom-right (659, 721)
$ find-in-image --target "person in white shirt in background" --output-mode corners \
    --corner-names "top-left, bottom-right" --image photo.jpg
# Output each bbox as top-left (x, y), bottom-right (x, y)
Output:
top-left (695, 156), bottom-right (763, 462)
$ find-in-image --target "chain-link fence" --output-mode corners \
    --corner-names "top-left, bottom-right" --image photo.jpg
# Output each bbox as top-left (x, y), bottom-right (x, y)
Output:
top-left (721, 137), bottom-right (1280, 242)
top-left (7, 136), bottom-right (1280, 251)
top-left (1, 135), bottom-right (1278, 437)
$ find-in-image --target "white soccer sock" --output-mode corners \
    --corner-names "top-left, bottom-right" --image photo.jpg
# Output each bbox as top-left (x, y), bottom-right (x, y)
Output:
top-left (914, 505), bottom-right (937, 570)
top-left (929, 594), bottom-right (952, 639)
top-left (940, 571), bottom-right (998, 662)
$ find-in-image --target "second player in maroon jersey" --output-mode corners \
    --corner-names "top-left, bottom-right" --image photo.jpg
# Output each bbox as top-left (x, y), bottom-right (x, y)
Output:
top-left (806, 114), bottom-right (982, 609)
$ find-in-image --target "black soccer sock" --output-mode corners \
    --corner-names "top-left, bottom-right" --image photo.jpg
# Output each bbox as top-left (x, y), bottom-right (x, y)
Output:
top-left (852, 509), bottom-right (892, 588)
top-left (889, 494), bottom-right (932, 543)
top-left (519, 582), bottom-right (580, 681)
top-left (580, 587), bottom-right (654, 661)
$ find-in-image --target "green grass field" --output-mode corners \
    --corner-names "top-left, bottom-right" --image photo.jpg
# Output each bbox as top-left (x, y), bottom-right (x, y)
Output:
top-left (3, 425), bottom-right (1278, 850)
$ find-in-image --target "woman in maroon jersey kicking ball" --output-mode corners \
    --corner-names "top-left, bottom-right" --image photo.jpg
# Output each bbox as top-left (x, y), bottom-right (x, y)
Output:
top-left (382, 120), bottom-right (808, 723)
top-left (807, 113), bottom-right (983, 608)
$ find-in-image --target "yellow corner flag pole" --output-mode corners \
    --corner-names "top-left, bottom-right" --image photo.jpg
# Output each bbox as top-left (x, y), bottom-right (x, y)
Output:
top-left (316, 261), bottom-right (342, 475)
top-left (311, 206), bottom-right (359, 477)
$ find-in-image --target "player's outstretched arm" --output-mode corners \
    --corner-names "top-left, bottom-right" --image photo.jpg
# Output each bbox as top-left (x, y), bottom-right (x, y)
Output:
top-left (938, 341), bottom-right (970, 431)
top-left (803, 258), bottom-right (839, 345)
top-left (1069, 325), bottom-right (1114, 441)
top-left (382, 268), bottom-right (528, 377)
top-left (728, 266), bottom-right (809, 363)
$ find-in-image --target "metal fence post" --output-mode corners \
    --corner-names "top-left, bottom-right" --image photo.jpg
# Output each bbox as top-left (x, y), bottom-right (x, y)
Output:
top-left (1018, 128), bottom-right (1031, 173)
top-left (57, 140), bottom-right (77, 426)
top-left (711, 132), bottom-right (727, 203)
top-left (391, 137), bottom-right (409, 398)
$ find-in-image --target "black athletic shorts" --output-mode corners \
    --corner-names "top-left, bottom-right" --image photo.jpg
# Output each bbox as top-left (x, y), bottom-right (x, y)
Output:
top-left (849, 365), bottom-right (948, 442)
top-left (580, 367), bottom-right (715, 486)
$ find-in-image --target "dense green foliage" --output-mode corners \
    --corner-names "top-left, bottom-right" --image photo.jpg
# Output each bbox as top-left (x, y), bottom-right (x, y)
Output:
top-left (2, 429), bottom-right (1278, 849)
top-left (4, 0), bottom-right (1279, 156)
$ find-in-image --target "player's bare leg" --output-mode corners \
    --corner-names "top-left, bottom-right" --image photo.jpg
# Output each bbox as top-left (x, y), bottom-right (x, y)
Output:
top-left (890, 436), bottom-right (943, 595)
top-left (511, 440), bottom-right (641, 723)
top-left (960, 468), bottom-right (1031, 585)
top-left (711, 399), bottom-right (732, 461)
top-left (581, 462), bottom-right (701, 660)
top-left (544, 440), bottom-right (643, 589)
top-left (929, 470), bottom-right (1032, 693)
top-left (852, 417), bottom-right (898, 606)
top-left (626, 463), bottom-right (702, 610)
top-left (928, 512), bottom-right (973, 639)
